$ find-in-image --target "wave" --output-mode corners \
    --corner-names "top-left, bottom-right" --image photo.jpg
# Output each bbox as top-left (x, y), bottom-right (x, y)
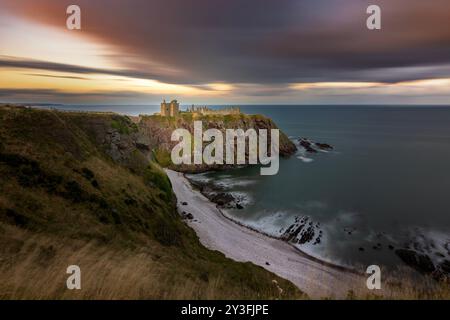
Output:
top-left (221, 209), bottom-right (345, 265)
top-left (297, 156), bottom-right (314, 163)
top-left (228, 191), bottom-right (253, 207)
top-left (221, 210), bottom-right (291, 238)
top-left (214, 178), bottom-right (256, 189)
top-left (185, 172), bottom-right (212, 184)
top-left (404, 227), bottom-right (450, 265)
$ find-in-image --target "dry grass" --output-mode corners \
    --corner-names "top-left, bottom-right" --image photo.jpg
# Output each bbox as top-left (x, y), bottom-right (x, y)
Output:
top-left (0, 106), bottom-right (305, 300)
top-left (317, 265), bottom-right (450, 300)
top-left (2, 223), bottom-right (447, 300)
top-left (0, 225), bottom-right (303, 300)
top-left (0, 106), bottom-right (447, 300)
top-left (373, 268), bottom-right (450, 300)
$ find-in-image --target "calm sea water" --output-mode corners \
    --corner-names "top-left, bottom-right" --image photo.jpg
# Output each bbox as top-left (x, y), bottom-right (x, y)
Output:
top-left (39, 104), bottom-right (450, 269)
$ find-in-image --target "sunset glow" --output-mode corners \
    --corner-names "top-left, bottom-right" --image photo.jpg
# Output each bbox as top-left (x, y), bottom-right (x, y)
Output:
top-left (1, 0), bottom-right (450, 104)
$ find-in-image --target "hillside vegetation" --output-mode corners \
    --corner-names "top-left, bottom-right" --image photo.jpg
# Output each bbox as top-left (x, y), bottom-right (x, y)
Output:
top-left (139, 112), bottom-right (297, 172)
top-left (0, 106), bottom-right (304, 299)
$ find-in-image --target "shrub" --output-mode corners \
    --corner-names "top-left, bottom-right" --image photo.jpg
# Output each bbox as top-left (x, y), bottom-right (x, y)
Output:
top-left (111, 116), bottom-right (138, 135)
top-left (143, 162), bottom-right (172, 201)
top-left (153, 148), bottom-right (172, 167)
top-left (152, 217), bottom-right (182, 247)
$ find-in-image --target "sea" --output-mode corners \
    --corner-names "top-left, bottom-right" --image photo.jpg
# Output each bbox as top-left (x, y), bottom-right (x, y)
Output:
top-left (34, 104), bottom-right (450, 270)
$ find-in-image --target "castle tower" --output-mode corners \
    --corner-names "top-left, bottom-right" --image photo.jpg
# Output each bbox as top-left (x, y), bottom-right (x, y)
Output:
top-left (161, 99), bottom-right (179, 117)
top-left (160, 99), bottom-right (169, 116)
top-left (170, 100), bottom-right (179, 117)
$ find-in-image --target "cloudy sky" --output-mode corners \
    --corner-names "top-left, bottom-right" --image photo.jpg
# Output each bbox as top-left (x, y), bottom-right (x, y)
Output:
top-left (1, 0), bottom-right (450, 105)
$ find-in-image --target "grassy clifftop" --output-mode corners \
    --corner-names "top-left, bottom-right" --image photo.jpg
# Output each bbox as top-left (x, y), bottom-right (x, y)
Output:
top-left (140, 112), bottom-right (297, 172)
top-left (0, 106), bottom-right (304, 299)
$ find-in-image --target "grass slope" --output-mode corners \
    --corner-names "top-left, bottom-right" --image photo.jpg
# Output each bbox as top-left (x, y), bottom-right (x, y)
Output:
top-left (0, 106), bottom-right (305, 299)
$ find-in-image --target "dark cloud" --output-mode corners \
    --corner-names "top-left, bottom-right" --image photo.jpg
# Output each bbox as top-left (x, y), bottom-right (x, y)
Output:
top-left (0, 56), bottom-right (182, 82)
top-left (0, 88), bottom-right (134, 97)
top-left (0, 87), bottom-right (167, 105)
top-left (2, 0), bottom-right (450, 85)
top-left (22, 73), bottom-right (90, 80)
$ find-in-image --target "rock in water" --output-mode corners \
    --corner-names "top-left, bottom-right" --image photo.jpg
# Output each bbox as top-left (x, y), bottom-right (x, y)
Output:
top-left (315, 142), bottom-right (333, 150)
top-left (298, 138), bottom-right (318, 153)
top-left (280, 216), bottom-right (321, 245)
top-left (210, 192), bottom-right (235, 207)
top-left (395, 249), bottom-right (435, 275)
top-left (298, 138), bottom-right (334, 153)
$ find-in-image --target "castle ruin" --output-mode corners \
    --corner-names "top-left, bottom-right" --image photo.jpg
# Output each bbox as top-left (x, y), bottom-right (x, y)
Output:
top-left (160, 99), bottom-right (179, 117)
top-left (159, 100), bottom-right (241, 117)
top-left (186, 105), bottom-right (241, 115)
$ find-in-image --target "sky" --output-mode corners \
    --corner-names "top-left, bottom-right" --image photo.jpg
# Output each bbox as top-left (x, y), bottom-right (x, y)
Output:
top-left (1, 0), bottom-right (450, 105)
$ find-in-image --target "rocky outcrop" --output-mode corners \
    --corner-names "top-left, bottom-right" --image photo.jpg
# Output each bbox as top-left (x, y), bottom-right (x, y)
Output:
top-left (315, 142), bottom-right (333, 150)
top-left (188, 178), bottom-right (245, 209)
top-left (298, 138), bottom-right (333, 153)
top-left (395, 249), bottom-right (436, 275)
top-left (71, 112), bottom-right (296, 175)
top-left (280, 216), bottom-right (322, 245)
top-left (395, 248), bottom-right (450, 281)
top-left (138, 113), bottom-right (297, 173)
top-left (298, 138), bottom-right (318, 153)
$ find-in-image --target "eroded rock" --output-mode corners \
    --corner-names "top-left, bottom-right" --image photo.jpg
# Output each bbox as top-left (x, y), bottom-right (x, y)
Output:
top-left (395, 249), bottom-right (435, 275)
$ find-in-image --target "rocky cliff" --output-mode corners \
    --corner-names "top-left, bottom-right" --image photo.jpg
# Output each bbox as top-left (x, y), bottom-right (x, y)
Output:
top-left (69, 111), bottom-right (297, 174)
top-left (0, 105), bottom-right (303, 299)
top-left (136, 113), bottom-right (297, 172)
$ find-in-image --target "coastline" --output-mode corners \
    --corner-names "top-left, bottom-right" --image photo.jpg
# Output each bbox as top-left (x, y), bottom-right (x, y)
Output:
top-left (165, 169), bottom-right (366, 299)
top-left (218, 207), bottom-right (361, 275)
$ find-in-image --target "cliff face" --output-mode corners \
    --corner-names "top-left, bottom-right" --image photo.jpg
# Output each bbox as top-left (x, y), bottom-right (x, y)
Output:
top-left (136, 113), bottom-right (297, 172)
top-left (69, 112), bottom-right (297, 174)
top-left (0, 106), bottom-right (303, 299)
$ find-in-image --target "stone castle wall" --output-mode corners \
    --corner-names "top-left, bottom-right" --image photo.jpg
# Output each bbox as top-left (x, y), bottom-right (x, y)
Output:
top-left (160, 101), bottom-right (240, 117)
top-left (160, 100), bottom-right (179, 117)
top-left (187, 106), bottom-right (240, 115)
